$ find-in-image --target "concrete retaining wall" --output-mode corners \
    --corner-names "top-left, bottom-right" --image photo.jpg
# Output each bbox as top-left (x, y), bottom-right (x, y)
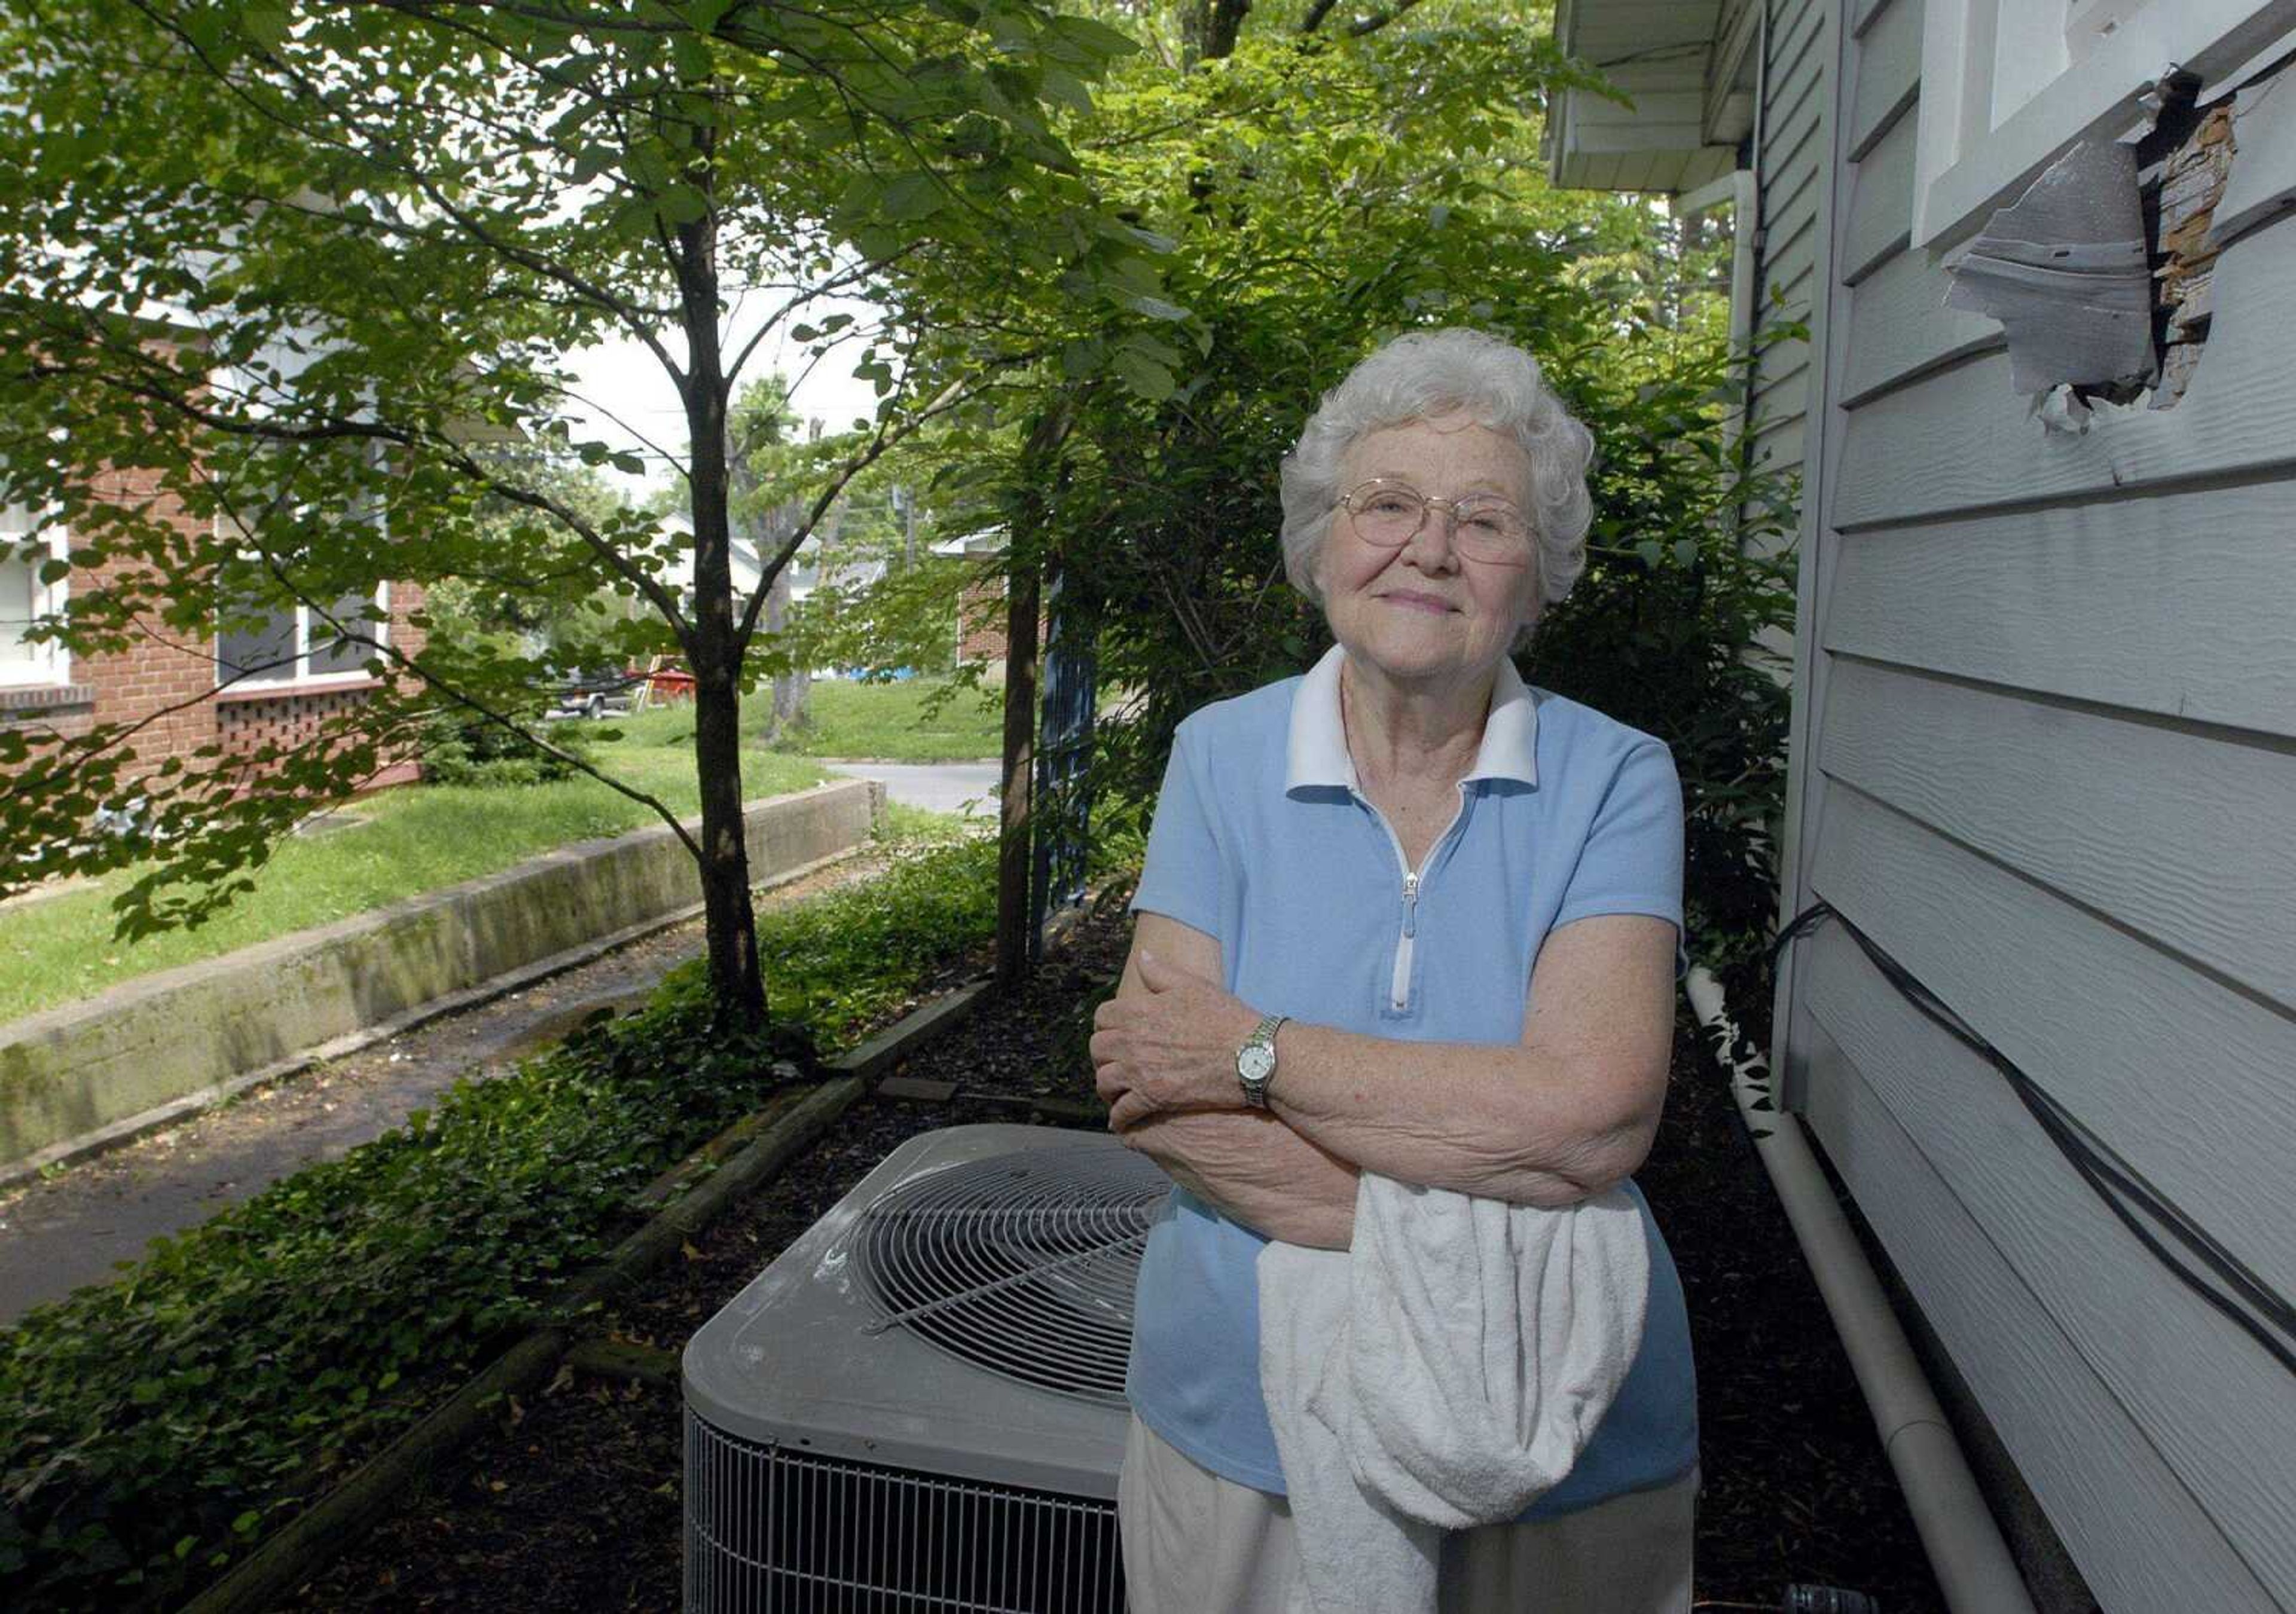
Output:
top-left (0, 781), bottom-right (882, 1177)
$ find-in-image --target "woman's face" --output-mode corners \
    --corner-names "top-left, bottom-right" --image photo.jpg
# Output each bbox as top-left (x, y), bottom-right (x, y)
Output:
top-left (1317, 413), bottom-right (1541, 698)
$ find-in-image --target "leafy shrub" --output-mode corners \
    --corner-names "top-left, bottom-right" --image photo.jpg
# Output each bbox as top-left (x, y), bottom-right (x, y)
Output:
top-left (758, 829), bottom-right (998, 1044)
top-left (0, 837), bottom-right (998, 1611)
top-left (1064, 315), bottom-right (1797, 1071)
top-left (419, 705), bottom-right (593, 788)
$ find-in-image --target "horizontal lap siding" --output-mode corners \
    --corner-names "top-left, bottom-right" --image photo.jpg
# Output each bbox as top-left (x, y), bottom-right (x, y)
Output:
top-left (1837, 246), bottom-right (1996, 403)
top-left (1805, 791), bottom-right (2296, 1599)
top-left (1845, 0), bottom-right (1919, 157)
top-left (1821, 482), bottom-right (2296, 740)
top-left (1794, 1001), bottom-right (2279, 1611)
top-left (1787, 0), bottom-right (2296, 1601)
top-left (1816, 658), bottom-right (2296, 1004)
top-left (1750, 0), bottom-right (1831, 491)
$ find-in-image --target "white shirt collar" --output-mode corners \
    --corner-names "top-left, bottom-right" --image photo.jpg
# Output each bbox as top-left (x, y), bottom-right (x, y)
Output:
top-left (1284, 643), bottom-right (1540, 793)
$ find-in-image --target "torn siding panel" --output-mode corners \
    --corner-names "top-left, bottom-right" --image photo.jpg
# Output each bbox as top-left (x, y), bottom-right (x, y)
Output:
top-left (1941, 140), bottom-right (2153, 395)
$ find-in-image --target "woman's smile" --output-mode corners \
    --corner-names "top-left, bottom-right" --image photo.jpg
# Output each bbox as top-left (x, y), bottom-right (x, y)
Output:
top-left (1380, 589), bottom-right (1457, 614)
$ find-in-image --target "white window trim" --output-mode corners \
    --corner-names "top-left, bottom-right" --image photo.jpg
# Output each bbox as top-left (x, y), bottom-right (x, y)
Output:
top-left (1914, 0), bottom-right (2296, 249)
top-left (0, 507), bottom-right (71, 690)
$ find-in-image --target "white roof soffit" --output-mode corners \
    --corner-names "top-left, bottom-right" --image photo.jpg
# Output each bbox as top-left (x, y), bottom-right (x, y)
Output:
top-left (1549, 0), bottom-right (1741, 194)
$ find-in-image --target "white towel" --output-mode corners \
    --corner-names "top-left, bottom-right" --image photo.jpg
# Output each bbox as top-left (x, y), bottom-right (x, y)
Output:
top-left (1257, 1173), bottom-right (1651, 1614)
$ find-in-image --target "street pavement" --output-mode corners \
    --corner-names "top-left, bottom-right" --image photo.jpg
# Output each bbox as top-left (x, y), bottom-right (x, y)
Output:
top-left (826, 760), bottom-right (1000, 818)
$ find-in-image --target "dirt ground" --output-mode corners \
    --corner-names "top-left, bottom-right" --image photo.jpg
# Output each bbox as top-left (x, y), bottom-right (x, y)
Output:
top-left (277, 902), bottom-right (1946, 1613)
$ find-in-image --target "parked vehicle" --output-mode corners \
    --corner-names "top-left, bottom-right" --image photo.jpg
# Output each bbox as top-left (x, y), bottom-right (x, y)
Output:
top-left (546, 667), bottom-right (636, 720)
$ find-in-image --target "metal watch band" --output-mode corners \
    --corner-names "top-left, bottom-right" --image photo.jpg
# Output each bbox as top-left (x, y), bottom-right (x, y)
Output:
top-left (1238, 1012), bottom-right (1287, 1108)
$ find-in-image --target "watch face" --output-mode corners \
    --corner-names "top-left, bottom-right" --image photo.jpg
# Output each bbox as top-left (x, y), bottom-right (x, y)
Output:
top-left (1238, 1043), bottom-right (1276, 1083)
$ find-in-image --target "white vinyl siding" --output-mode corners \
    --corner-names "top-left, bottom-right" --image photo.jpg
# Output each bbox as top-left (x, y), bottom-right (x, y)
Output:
top-left (1778, 0), bottom-right (2296, 1602)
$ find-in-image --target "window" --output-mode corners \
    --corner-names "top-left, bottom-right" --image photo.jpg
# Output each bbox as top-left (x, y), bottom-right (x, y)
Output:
top-left (1914, 0), bottom-right (2296, 246)
top-left (216, 581), bottom-right (389, 688)
top-left (213, 506), bottom-right (389, 688)
top-left (0, 501), bottom-right (69, 688)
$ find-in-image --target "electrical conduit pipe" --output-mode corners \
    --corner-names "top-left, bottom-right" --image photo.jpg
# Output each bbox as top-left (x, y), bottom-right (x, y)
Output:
top-left (1683, 968), bottom-right (2035, 1614)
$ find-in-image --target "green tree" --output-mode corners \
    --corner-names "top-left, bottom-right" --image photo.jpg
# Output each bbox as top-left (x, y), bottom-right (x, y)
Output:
top-left (859, 1), bottom-right (1790, 1004)
top-left (0, 0), bottom-right (1163, 1025)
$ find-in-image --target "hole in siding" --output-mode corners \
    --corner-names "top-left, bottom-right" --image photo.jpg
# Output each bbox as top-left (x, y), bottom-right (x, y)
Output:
top-left (1945, 63), bottom-right (2273, 423)
top-left (2124, 72), bottom-right (2226, 410)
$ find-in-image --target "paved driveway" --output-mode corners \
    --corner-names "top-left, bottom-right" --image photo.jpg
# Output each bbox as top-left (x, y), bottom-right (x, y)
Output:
top-left (825, 760), bottom-right (1000, 818)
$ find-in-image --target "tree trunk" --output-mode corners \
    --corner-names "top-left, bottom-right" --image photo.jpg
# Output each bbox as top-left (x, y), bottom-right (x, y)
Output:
top-left (992, 404), bottom-right (1072, 987)
top-left (994, 555), bottom-right (1042, 989)
top-left (676, 160), bottom-right (767, 1028)
top-left (765, 558), bottom-right (807, 737)
top-left (1183, 0), bottom-right (1251, 64)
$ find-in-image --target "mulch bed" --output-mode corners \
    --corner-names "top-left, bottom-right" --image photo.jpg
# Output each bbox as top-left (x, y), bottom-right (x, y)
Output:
top-left (279, 901), bottom-right (1943, 1612)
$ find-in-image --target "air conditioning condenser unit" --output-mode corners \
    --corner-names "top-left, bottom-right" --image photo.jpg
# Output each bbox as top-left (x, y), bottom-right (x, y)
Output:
top-left (683, 1123), bottom-right (1169, 1612)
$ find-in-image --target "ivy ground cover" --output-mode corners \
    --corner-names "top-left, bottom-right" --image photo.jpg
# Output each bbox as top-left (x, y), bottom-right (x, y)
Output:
top-left (0, 833), bottom-right (996, 1612)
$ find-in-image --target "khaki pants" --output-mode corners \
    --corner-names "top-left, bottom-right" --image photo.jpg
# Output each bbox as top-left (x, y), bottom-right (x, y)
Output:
top-left (1118, 1417), bottom-right (1696, 1613)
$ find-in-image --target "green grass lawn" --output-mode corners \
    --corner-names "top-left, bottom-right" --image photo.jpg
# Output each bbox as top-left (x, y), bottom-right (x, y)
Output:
top-left (767, 677), bottom-right (1003, 762)
top-left (0, 708), bottom-right (829, 1025)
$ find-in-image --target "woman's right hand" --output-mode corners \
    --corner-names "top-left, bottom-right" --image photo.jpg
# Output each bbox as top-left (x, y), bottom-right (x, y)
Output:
top-left (1122, 1110), bottom-right (1360, 1249)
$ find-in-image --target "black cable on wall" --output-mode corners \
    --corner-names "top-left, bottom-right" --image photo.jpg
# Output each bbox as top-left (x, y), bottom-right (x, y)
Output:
top-left (1772, 902), bottom-right (2296, 1380)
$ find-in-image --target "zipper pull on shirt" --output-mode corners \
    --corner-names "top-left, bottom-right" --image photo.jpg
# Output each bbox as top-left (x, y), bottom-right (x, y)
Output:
top-left (1391, 870), bottom-right (1420, 1011)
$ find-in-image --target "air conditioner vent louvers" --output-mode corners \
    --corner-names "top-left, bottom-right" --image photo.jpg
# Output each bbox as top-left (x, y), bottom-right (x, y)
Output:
top-left (683, 1126), bottom-right (1162, 1612)
top-left (851, 1150), bottom-right (1168, 1406)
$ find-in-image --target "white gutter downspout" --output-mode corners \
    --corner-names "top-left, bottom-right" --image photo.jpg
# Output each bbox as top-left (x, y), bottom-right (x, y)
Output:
top-left (1686, 967), bottom-right (2036, 1614)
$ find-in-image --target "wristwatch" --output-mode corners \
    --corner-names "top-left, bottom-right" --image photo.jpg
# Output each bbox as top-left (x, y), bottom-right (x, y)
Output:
top-left (1236, 1013), bottom-right (1288, 1109)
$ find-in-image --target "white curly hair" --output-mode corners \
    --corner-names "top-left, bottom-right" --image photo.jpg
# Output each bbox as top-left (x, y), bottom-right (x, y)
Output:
top-left (1277, 328), bottom-right (1595, 616)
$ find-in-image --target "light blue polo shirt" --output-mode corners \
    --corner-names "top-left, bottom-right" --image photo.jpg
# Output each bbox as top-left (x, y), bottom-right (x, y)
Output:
top-left (1125, 644), bottom-right (1698, 1517)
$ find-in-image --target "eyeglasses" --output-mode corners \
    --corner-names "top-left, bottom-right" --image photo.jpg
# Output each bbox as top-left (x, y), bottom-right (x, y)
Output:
top-left (1337, 479), bottom-right (1533, 565)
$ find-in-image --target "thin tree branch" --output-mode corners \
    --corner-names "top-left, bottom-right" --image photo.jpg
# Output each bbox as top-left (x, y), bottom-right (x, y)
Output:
top-left (731, 360), bottom-right (1021, 647)
top-left (1348, 0), bottom-right (1425, 36)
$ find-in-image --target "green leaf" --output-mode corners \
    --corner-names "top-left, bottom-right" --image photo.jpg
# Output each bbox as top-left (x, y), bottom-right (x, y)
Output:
top-left (880, 172), bottom-right (945, 222)
top-left (1044, 15), bottom-right (1141, 63)
top-left (1040, 67), bottom-right (1095, 117)
top-left (241, 2), bottom-right (289, 50)
top-left (657, 185), bottom-right (709, 226)
top-left (1126, 293), bottom-right (1189, 323)
top-left (1059, 338), bottom-right (1101, 379)
top-left (1111, 349), bottom-right (1174, 402)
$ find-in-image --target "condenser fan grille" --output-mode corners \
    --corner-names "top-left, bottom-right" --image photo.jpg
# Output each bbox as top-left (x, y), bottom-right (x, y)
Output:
top-left (852, 1146), bottom-right (1170, 1405)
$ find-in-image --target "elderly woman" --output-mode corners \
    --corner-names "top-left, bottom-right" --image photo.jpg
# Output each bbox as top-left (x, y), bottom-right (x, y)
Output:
top-left (1091, 328), bottom-right (1697, 1612)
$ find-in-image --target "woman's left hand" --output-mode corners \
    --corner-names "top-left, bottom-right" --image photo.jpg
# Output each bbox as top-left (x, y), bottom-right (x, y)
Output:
top-left (1091, 949), bottom-right (1262, 1131)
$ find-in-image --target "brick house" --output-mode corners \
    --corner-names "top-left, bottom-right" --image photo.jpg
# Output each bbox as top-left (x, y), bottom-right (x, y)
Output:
top-left (931, 527), bottom-right (1015, 677)
top-left (1, 462), bottom-right (428, 792)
